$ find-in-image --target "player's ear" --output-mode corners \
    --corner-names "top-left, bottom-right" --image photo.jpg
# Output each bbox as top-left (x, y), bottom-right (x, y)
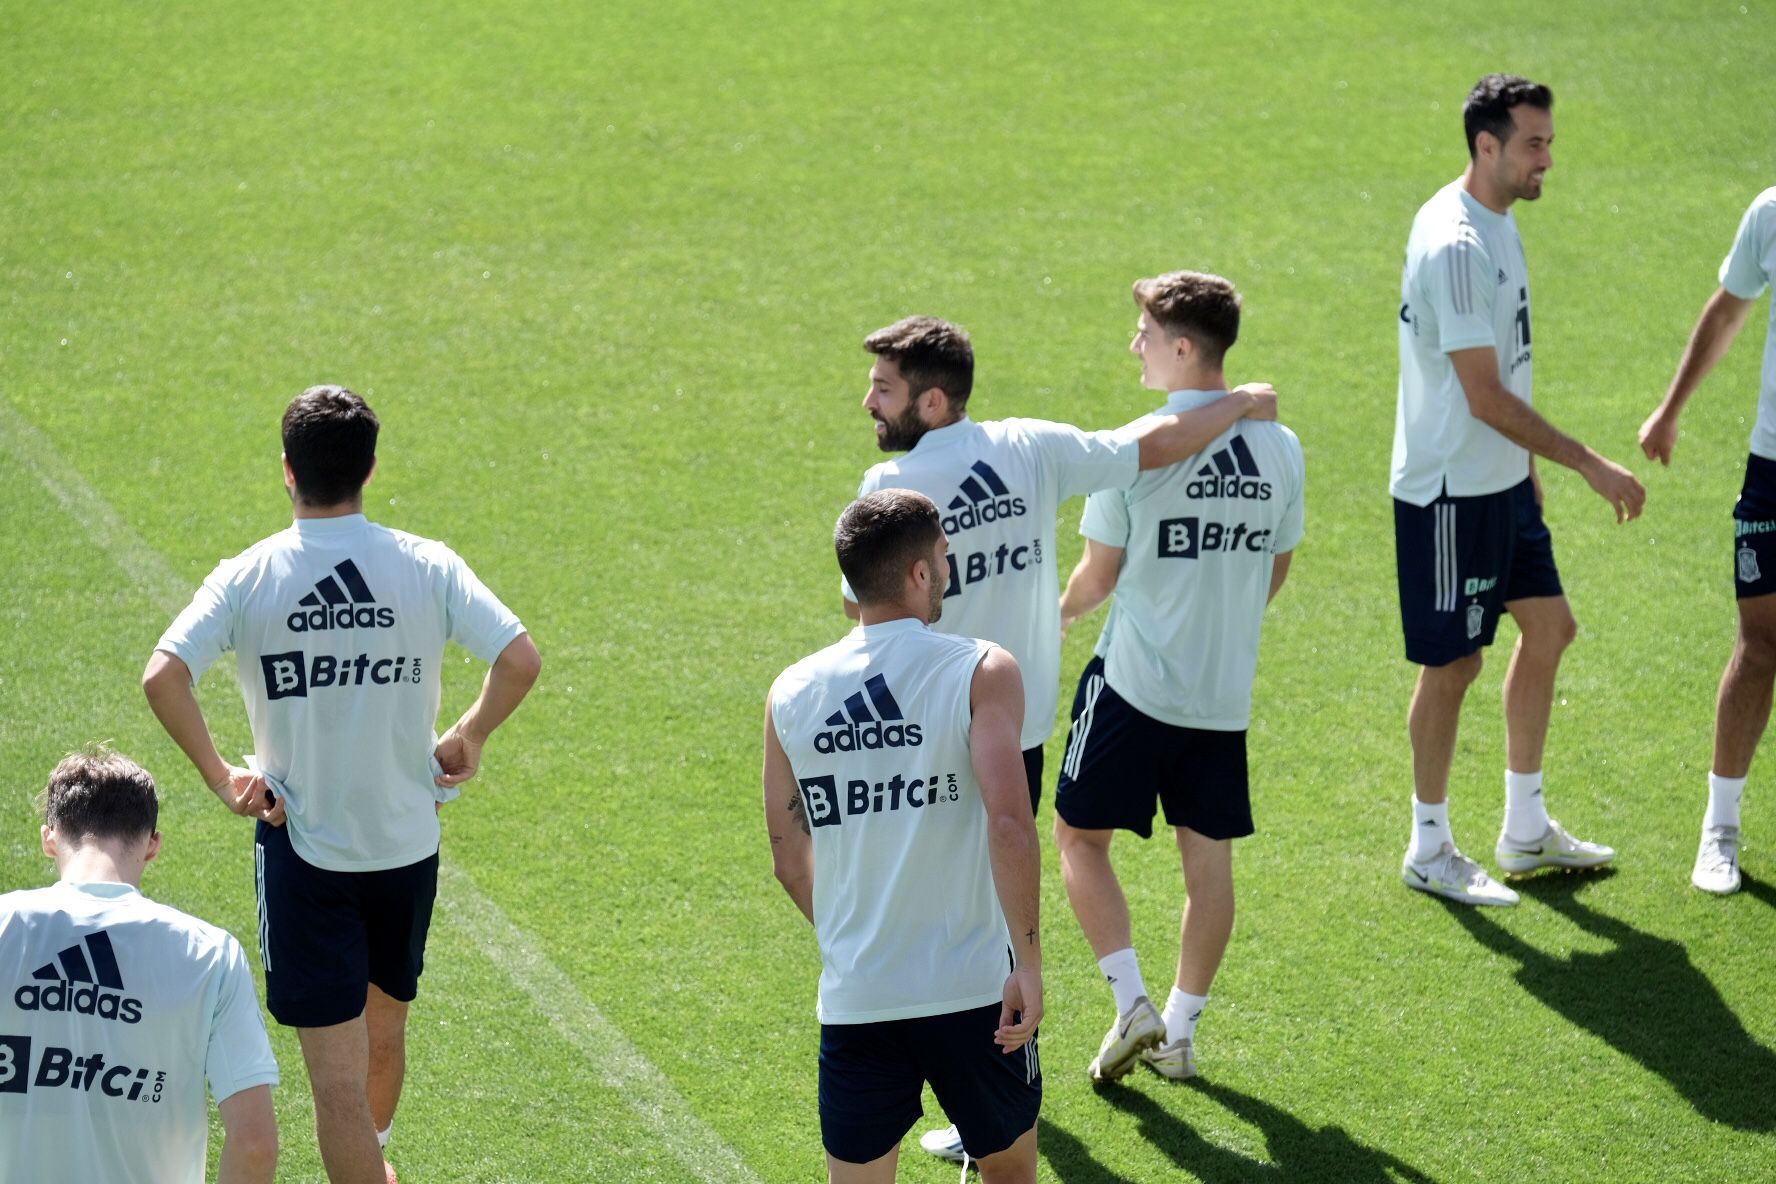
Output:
top-left (40, 825), bottom-right (56, 860)
top-left (143, 831), bottom-right (162, 865)
top-left (281, 453), bottom-right (296, 489)
top-left (363, 457), bottom-right (377, 490)
top-left (916, 385), bottom-right (947, 422)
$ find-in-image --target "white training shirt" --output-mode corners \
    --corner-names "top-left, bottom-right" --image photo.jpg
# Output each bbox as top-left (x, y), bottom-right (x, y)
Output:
top-left (156, 514), bottom-right (526, 872)
top-left (1392, 178), bottom-right (1535, 506)
top-left (770, 618), bottom-right (1007, 1024)
top-left (1081, 391), bottom-right (1304, 730)
top-left (845, 417), bottom-right (1140, 749)
top-left (1720, 186), bottom-right (1776, 460)
top-left (0, 881), bottom-right (278, 1184)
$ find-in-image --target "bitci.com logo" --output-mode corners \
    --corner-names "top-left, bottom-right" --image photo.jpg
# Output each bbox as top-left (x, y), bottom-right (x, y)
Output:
top-left (262, 652), bottom-right (423, 700)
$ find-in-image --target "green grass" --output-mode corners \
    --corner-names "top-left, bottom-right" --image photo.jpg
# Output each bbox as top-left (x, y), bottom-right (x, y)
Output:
top-left (4, 0), bottom-right (1776, 1179)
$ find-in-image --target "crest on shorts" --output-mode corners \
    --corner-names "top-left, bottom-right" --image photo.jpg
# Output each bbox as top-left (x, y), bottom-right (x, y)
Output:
top-left (1740, 545), bottom-right (1762, 585)
top-left (1465, 603), bottom-right (1485, 640)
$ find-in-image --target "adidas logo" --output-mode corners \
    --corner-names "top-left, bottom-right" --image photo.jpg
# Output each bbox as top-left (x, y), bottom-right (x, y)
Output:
top-left (287, 559), bottom-right (396, 632)
top-left (14, 931), bottom-right (143, 1024)
top-left (813, 673), bottom-right (924, 753)
top-left (1185, 437), bottom-right (1271, 500)
top-left (1497, 267), bottom-right (1509, 285)
top-left (942, 461), bottom-right (1027, 534)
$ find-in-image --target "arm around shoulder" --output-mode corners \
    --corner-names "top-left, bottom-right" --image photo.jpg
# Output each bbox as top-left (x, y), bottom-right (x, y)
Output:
top-left (1135, 384), bottom-right (1277, 471)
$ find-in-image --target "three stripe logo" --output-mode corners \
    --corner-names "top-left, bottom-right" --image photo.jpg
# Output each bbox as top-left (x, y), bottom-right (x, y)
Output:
top-left (1185, 436), bottom-right (1272, 500)
top-left (813, 673), bottom-right (924, 753)
top-left (286, 559), bottom-right (396, 631)
top-left (941, 461), bottom-right (1027, 533)
top-left (12, 930), bottom-right (144, 1024)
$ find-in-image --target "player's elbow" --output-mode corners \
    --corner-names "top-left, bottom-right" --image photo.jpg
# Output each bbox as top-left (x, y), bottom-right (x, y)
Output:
top-left (773, 855), bottom-right (812, 897)
top-left (987, 803), bottom-right (1039, 850)
top-left (220, 1097), bottom-right (279, 1180)
top-left (141, 651), bottom-right (183, 701)
top-left (499, 634), bottom-right (543, 687)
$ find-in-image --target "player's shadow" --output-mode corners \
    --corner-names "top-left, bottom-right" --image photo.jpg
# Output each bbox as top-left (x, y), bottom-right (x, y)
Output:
top-left (1739, 869), bottom-right (1776, 909)
top-left (1044, 1082), bottom-right (1437, 1183)
top-left (1447, 871), bottom-right (1776, 1131)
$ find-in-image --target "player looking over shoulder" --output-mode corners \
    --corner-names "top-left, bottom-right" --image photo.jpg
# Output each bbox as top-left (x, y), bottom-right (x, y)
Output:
top-left (1052, 270), bottom-right (1303, 1085)
top-left (1639, 186), bottom-right (1776, 894)
top-left (143, 385), bottom-right (541, 1184)
top-left (0, 747), bottom-right (279, 1184)
top-left (767, 489), bottom-right (1042, 1183)
top-left (1391, 74), bottom-right (1643, 908)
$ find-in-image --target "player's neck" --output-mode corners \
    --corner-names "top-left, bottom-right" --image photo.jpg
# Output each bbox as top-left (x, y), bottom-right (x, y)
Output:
top-left (1166, 367), bottom-right (1225, 396)
top-left (857, 602), bottom-right (927, 627)
top-left (292, 497), bottom-right (365, 520)
top-left (1461, 164), bottom-right (1513, 215)
top-left (56, 845), bottom-right (144, 889)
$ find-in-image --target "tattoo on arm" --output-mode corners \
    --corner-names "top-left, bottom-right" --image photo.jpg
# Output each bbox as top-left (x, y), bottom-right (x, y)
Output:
top-left (787, 792), bottom-right (810, 835)
top-left (1025, 927), bottom-right (1037, 946)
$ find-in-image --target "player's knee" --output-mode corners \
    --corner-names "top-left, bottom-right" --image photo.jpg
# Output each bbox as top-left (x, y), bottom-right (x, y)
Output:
top-left (1736, 613), bottom-right (1776, 670)
top-left (1428, 650), bottom-right (1483, 690)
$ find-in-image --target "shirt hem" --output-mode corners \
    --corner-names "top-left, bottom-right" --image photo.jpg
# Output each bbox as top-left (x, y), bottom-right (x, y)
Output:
top-left (817, 988), bottom-right (1004, 1025)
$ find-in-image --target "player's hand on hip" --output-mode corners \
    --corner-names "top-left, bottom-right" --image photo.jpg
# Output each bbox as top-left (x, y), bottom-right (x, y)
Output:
top-left (1582, 454), bottom-right (1646, 523)
top-left (434, 726), bottom-right (484, 788)
top-left (1231, 383), bottom-right (1278, 421)
top-left (209, 766), bottom-right (282, 825)
top-left (995, 967), bottom-right (1043, 1053)
top-left (1638, 406), bottom-right (1679, 466)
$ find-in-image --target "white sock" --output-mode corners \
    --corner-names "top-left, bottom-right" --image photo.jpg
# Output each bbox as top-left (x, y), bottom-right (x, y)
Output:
top-left (1162, 987), bottom-right (1209, 1044)
top-left (1706, 773), bottom-right (1746, 829)
top-left (1410, 798), bottom-right (1451, 863)
top-left (1503, 770), bottom-right (1550, 843)
top-left (377, 1124), bottom-right (392, 1150)
top-left (1097, 948), bottom-right (1147, 1015)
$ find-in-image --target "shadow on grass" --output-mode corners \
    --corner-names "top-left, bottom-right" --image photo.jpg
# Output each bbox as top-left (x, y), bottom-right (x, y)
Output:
top-left (1739, 870), bottom-right (1775, 908)
top-left (1044, 1081), bottom-right (1437, 1183)
top-left (1446, 869), bottom-right (1776, 1131)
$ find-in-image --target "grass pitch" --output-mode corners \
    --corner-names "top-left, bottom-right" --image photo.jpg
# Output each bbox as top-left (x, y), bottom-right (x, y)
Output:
top-left (4, 1), bottom-right (1775, 1180)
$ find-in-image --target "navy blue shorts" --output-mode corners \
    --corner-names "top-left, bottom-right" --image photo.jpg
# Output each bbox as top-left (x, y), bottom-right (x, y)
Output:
top-left (255, 820), bottom-right (438, 1028)
top-left (1022, 745), bottom-right (1043, 818)
top-left (1393, 478), bottom-right (1564, 667)
top-left (1734, 454), bottom-right (1776, 599)
top-left (1053, 657), bottom-right (1252, 841)
top-left (819, 1002), bottom-right (1040, 1165)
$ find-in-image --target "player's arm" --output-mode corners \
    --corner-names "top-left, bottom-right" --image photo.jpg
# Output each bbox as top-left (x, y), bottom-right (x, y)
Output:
top-left (969, 647), bottom-right (1042, 1051)
top-left (141, 651), bottom-right (282, 824)
top-left (1448, 347), bottom-right (1645, 523)
top-left (1060, 539), bottom-right (1125, 640)
top-left (215, 1084), bottom-right (277, 1184)
top-left (1639, 287), bottom-right (1757, 465)
top-left (1268, 551), bottom-right (1293, 604)
top-left (1134, 383), bottom-right (1278, 471)
top-left (763, 691), bottom-right (814, 923)
top-left (434, 632), bottom-right (542, 789)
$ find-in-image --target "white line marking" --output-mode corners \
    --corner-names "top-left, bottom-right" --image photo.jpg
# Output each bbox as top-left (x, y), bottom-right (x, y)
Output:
top-left (1, 394), bottom-right (762, 1181)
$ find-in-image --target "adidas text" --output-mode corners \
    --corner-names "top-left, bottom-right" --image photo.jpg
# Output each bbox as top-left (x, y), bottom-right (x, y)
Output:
top-left (13, 982), bottom-right (142, 1025)
top-left (287, 604), bottom-right (396, 632)
top-left (942, 495), bottom-right (1027, 535)
top-left (1185, 474), bottom-right (1272, 500)
top-left (813, 721), bottom-right (923, 754)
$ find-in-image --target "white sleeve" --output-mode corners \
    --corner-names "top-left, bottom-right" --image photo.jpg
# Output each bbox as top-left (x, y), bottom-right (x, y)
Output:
top-left (205, 937), bottom-right (279, 1102)
top-left (1422, 232), bottom-right (1499, 354)
top-left (1079, 488), bottom-right (1132, 548)
top-left (1719, 192), bottom-right (1774, 301)
top-left (154, 561), bottom-right (237, 682)
top-left (442, 550), bottom-right (525, 662)
top-left (1020, 419), bottom-right (1140, 499)
top-left (1272, 438), bottom-right (1306, 554)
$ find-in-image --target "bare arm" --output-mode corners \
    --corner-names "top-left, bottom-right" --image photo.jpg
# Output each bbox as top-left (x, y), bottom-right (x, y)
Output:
top-left (1134, 384), bottom-right (1277, 471)
top-left (141, 651), bottom-right (282, 824)
top-left (1267, 550), bottom-right (1293, 604)
top-left (434, 632), bottom-right (542, 788)
top-left (1059, 539), bottom-right (1125, 640)
top-left (1448, 347), bottom-right (1645, 523)
top-left (969, 647), bottom-right (1042, 1051)
top-left (216, 1085), bottom-right (277, 1184)
top-left (1640, 287), bottom-right (1757, 465)
top-left (762, 693), bottom-right (814, 923)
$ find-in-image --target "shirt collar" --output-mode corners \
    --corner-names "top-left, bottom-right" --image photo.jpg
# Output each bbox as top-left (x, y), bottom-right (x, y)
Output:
top-left (906, 417), bottom-right (976, 455)
top-left (1161, 389), bottom-right (1228, 414)
top-left (58, 881), bottom-right (141, 900)
top-left (292, 513), bottom-right (370, 536)
top-left (1456, 182), bottom-right (1510, 228)
top-left (855, 617), bottom-right (927, 638)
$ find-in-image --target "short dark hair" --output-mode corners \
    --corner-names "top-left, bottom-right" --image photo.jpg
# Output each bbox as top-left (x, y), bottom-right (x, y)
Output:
top-left (42, 746), bottom-right (159, 845)
top-left (834, 489), bottom-right (943, 605)
top-left (863, 317), bottom-right (974, 413)
top-left (282, 385), bottom-right (379, 506)
top-left (1463, 74), bottom-right (1553, 157)
top-left (1132, 271), bottom-right (1242, 366)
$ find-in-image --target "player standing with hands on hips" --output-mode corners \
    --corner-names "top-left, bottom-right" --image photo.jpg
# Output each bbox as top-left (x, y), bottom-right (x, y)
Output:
top-left (767, 490), bottom-right (1042, 1183)
top-left (143, 385), bottom-right (541, 1184)
top-left (1391, 75), bottom-right (1644, 907)
top-left (1639, 186), bottom-right (1776, 894)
